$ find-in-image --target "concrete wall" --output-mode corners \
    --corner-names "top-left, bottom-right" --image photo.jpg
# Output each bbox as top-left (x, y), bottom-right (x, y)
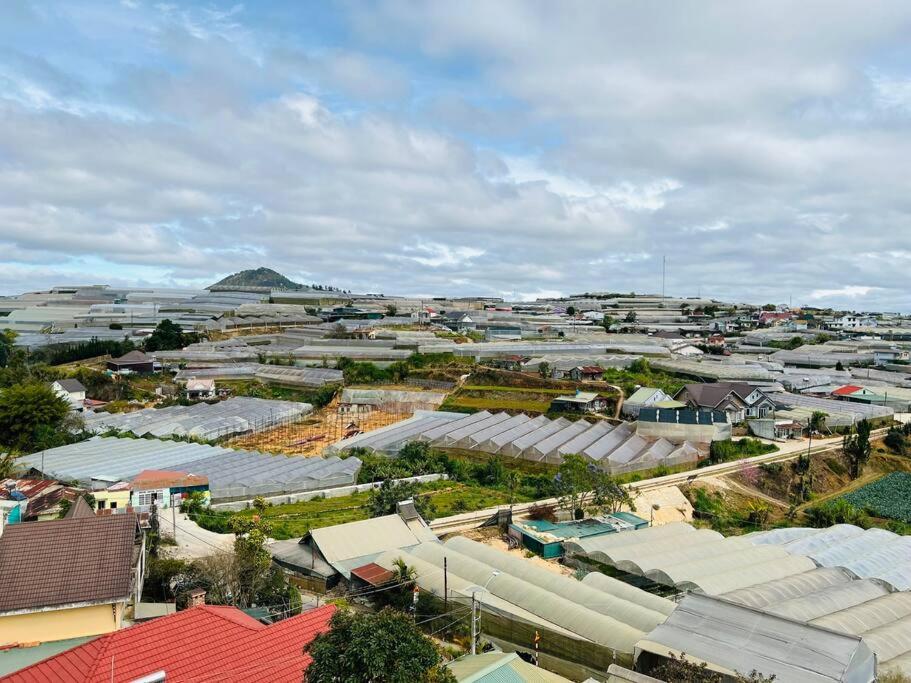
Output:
top-left (0, 602), bottom-right (122, 645)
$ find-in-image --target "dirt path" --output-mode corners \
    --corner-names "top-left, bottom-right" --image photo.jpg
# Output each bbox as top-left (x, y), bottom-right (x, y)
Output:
top-left (705, 475), bottom-right (790, 508)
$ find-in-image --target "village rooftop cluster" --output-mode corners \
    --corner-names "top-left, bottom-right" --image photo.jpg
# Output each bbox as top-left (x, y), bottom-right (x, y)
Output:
top-left (1, 276), bottom-right (911, 681)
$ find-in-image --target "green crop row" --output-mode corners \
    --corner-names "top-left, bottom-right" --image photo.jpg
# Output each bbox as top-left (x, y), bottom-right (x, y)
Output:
top-left (843, 472), bottom-right (911, 522)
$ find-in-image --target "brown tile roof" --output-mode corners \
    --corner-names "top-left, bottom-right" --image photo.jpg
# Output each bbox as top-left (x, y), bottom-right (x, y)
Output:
top-left (0, 513), bottom-right (140, 613)
top-left (109, 350), bottom-right (149, 364)
top-left (64, 496), bottom-right (95, 519)
top-left (131, 469), bottom-right (208, 490)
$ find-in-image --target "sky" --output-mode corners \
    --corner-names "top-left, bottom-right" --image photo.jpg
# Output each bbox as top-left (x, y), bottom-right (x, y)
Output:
top-left (1, 1), bottom-right (911, 310)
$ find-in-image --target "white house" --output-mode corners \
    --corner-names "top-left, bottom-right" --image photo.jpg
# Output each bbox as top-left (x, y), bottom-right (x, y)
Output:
top-left (184, 378), bottom-right (216, 400)
top-left (833, 315), bottom-right (877, 330)
top-left (49, 379), bottom-right (86, 411)
top-left (623, 387), bottom-right (674, 417)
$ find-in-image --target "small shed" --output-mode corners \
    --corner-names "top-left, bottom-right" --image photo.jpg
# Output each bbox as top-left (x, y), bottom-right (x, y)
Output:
top-left (510, 514), bottom-right (649, 559)
top-left (107, 350), bottom-right (158, 374)
top-left (550, 390), bottom-right (609, 413)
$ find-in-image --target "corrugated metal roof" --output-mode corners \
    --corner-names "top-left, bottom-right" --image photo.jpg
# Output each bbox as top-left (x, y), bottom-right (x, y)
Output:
top-left (309, 514), bottom-right (431, 567)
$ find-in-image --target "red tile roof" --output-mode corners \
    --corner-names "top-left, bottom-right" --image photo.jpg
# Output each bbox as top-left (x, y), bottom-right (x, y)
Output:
top-left (832, 385), bottom-right (863, 397)
top-left (2, 604), bottom-right (335, 683)
top-left (0, 514), bottom-right (139, 613)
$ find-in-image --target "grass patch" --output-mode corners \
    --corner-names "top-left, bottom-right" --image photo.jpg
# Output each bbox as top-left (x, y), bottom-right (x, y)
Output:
top-left (461, 385), bottom-right (570, 395)
top-left (200, 480), bottom-right (534, 540)
top-left (441, 396), bottom-right (552, 413)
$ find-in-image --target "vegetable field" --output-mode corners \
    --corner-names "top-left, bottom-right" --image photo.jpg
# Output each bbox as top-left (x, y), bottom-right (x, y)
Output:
top-left (842, 472), bottom-right (911, 522)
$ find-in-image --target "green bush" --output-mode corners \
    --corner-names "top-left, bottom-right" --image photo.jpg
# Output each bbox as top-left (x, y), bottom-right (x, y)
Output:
top-left (806, 499), bottom-right (869, 528)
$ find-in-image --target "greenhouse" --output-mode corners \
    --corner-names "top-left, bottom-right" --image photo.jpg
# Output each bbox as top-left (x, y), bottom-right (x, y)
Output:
top-left (15, 435), bottom-right (360, 501)
top-left (332, 410), bottom-right (705, 474)
top-left (375, 536), bottom-right (677, 665)
top-left (748, 525), bottom-right (911, 589)
top-left (636, 593), bottom-right (876, 682)
top-left (83, 396), bottom-right (312, 440)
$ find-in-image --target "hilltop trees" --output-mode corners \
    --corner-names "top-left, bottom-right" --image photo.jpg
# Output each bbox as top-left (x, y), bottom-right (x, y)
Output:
top-left (144, 319), bottom-right (193, 352)
top-left (0, 382), bottom-right (75, 453)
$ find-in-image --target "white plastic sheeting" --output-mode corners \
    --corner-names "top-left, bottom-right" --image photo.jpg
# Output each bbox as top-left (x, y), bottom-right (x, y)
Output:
top-left (409, 541), bottom-right (645, 651)
top-left (723, 568), bottom-right (854, 609)
top-left (444, 536), bottom-right (676, 620)
top-left (580, 573), bottom-right (677, 617)
top-left (748, 525), bottom-right (911, 589)
top-left (83, 396), bottom-right (312, 440)
top-left (333, 408), bottom-right (704, 473)
top-left (388, 539), bottom-right (673, 655)
top-left (813, 593), bottom-right (911, 635)
top-left (372, 550), bottom-right (578, 638)
top-left (16, 435), bottom-right (360, 500)
top-left (764, 580), bottom-right (891, 623)
top-left (636, 593), bottom-right (876, 683)
top-left (690, 555), bottom-right (818, 596)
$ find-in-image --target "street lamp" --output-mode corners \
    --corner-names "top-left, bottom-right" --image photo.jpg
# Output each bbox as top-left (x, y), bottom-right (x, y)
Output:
top-left (469, 570), bottom-right (501, 655)
top-left (650, 503), bottom-right (661, 527)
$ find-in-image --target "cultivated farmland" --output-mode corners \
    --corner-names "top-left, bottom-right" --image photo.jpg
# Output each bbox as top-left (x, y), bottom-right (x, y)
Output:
top-left (843, 472), bottom-right (911, 522)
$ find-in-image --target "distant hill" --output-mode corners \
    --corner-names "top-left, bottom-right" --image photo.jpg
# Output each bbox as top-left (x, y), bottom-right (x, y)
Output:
top-left (209, 268), bottom-right (303, 290)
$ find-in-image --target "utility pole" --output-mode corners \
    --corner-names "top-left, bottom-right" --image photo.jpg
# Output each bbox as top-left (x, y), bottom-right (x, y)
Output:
top-left (172, 503), bottom-right (177, 540)
top-left (443, 557), bottom-right (448, 611)
top-left (661, 255), bottom-right (666, 299)
top-left (470, 592), bottom-right (478, 655)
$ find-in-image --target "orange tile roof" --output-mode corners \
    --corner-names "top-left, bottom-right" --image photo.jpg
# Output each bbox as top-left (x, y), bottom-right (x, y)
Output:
top-left (3, 604), bottom-right (335, 683)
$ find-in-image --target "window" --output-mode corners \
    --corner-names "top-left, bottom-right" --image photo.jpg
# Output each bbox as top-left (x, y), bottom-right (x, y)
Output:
top-left (97, 500), bottom-right (105, 509)
top-left (110, 501), bottom-right (117, 509)
top-left (137, 491), bottom-right (154, 507)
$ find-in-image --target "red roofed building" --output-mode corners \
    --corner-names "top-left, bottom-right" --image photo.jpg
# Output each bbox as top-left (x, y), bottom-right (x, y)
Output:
top-left (2, 604), bottom-right (335, 683)
top-left (832, 385), bottom-right (864, 397)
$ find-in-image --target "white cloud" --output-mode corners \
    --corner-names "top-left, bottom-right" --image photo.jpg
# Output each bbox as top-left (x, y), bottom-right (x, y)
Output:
top-left (808, 285), bottom-right (879, 300)
top-left (2, 2), bottom-right (911, 309)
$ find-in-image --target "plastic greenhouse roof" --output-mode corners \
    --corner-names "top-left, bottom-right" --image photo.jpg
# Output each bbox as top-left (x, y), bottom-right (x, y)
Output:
top-left (16, 436), bottom-right (359, 501)
top-left (637, 593), bottom-right (876, 683)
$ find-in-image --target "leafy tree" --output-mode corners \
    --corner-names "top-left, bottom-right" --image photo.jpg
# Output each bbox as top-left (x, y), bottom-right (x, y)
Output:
top-left (885, 426), bottom-right (908, 456)
top-left (385, 304), bottom-right (398, 316)
top-left (0, 330), bottom-right (15, 368)
top-left (624, 310), bottom-right (637, 323)
top-left (144, 319), bottom-right (188, 352)
top-left (601, 314), bottom-right (614, 332)
top-left (305, 608), bottom-right (456, 683)
top-left (537, 361), bottom-right (551, 379)
top-left (554, 453), bottom-right (633, 519)
top-left (566, 305), bottom-right (576, 316)
top-left (367, 479), bottom-right (419, 518)
top-left (0, 382), bottom-right (72, 453)
top-left (843, 419), bottom-right (872, 478)
top-left (230, 515), bottom-right (274, 608)
top-left (809, 411), bottom-right (828, 434)
top-left (835, 360), bottom-right (845, 372)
